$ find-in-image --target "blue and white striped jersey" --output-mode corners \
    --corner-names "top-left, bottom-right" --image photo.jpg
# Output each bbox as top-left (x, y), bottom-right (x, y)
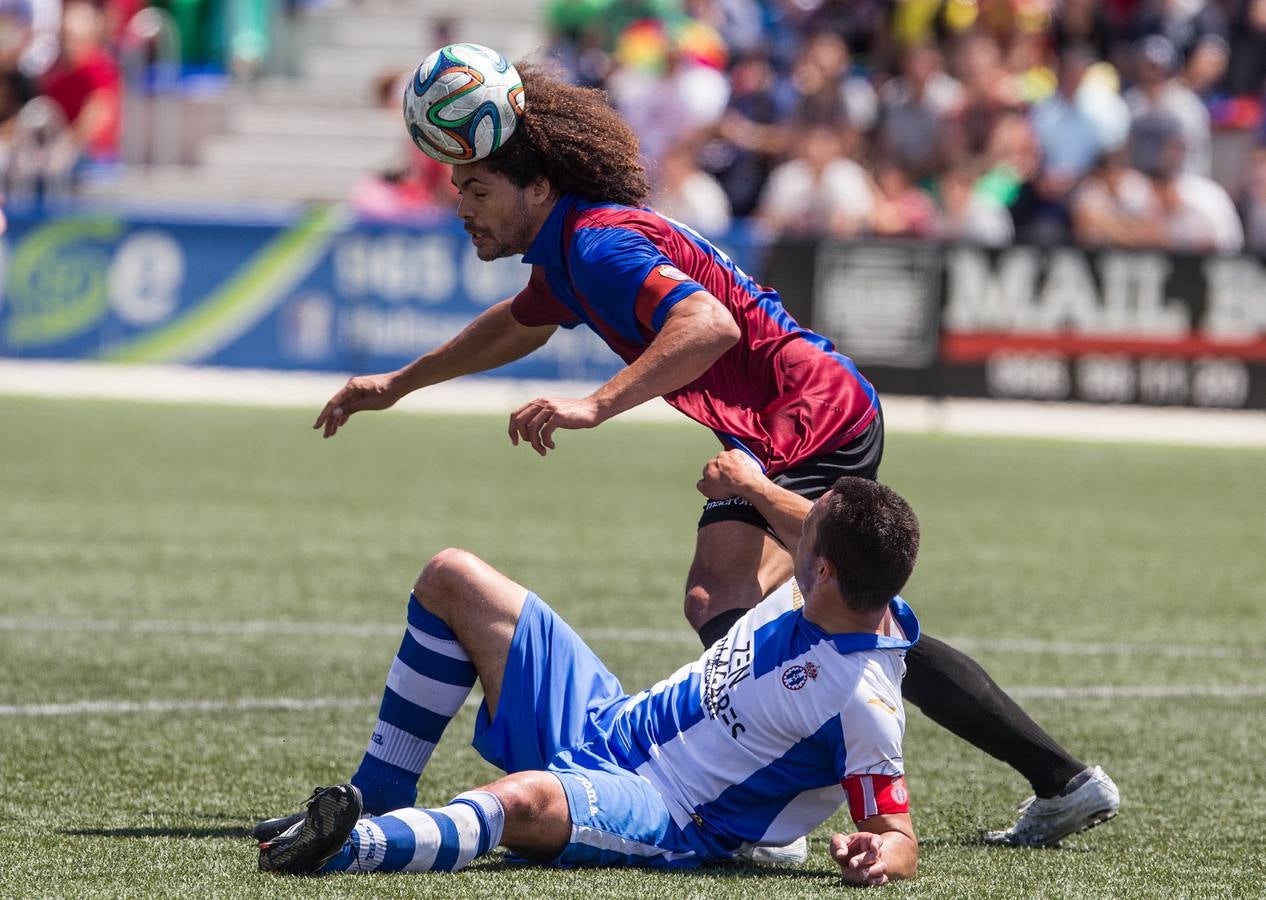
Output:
top-left (600, 580), bottom-right (919, 857)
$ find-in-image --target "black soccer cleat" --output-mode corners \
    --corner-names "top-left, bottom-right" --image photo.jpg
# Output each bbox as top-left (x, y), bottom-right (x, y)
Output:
top-left (252, 810), bottom-right (306, 844)
top-left (258, 783), bottom-right (362, 875)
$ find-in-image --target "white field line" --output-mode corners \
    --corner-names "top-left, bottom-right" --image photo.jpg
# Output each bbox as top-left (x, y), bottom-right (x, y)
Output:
top-left (2, 685), bottom-right (1263, 717)
top-left (2, 616), bottom-right (1265, 661)
top-left (3, 359), bottom-right (1266, 447)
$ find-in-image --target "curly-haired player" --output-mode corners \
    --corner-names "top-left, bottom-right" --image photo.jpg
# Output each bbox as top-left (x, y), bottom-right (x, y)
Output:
top-left (313, 61), bottom-right (1117, 848)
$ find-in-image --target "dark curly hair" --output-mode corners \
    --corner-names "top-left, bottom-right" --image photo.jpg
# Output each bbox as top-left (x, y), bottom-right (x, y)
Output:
top-left (484, 63), bottom-right (649, 207)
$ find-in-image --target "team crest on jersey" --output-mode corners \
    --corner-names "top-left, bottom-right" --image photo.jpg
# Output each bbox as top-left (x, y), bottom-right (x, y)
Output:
top-left (781, 662), bottom-right (819, 691)
top-left (891, 779), bottom-right (908, 805)
top-left (657, 264), bottom-right (690, 281)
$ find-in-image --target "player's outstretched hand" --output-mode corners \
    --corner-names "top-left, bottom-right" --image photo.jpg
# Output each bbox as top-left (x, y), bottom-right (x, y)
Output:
top-left (697, 449), bottom-right (765, 500)
top-left (832, 832), bottom-right (890, 887)
top-left (508, 396), bottom-right (603, 456)
top-left (313, 373), bottom-right (401, 438)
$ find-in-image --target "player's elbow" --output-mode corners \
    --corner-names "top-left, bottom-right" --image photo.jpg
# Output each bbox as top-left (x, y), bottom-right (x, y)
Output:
top-left (693, 300), bottom-right (740, 356)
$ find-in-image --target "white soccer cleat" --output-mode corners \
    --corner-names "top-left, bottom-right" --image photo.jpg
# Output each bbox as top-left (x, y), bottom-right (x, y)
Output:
top-left (735, 835), bottom-right (809, 866)
top-left (983, 766), bottom-right (1119, 848)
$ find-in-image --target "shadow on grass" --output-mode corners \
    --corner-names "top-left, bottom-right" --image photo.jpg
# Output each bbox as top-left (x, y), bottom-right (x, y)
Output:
top-left (471, 858), bottom-right (842, 880)
top-left (63, 825), bottom-right (251, 839)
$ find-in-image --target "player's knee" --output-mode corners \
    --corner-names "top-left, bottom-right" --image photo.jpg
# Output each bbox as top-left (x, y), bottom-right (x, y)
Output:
top-left (415, 547), bottom-right (484, 603)
top-left (683, 582), bottom-right (718, 628)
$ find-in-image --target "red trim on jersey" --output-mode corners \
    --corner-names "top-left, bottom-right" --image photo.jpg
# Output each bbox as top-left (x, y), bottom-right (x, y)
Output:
top-left (511, 266), bottom-right (577, 327)
top-left (842, 774), bottom-right (909, 822)
top-left (634, 264), bottom-right (692, 335)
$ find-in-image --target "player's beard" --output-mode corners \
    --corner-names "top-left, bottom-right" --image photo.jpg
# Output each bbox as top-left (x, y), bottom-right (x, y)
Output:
top-left (475, 191), bottom-right (533, 261)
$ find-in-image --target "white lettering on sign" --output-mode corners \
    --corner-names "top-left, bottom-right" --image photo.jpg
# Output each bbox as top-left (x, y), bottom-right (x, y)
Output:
top-left (1202, 258), bottom-right (1266, 340)
top-left (945, 248), bottom-right (1188, 336)
top-left (1191, 358), bottom-right (1250, 407)
top-left (1076, 354), bottom-right (1135, 403)
top-left (108, 230), bottom-right (185, 326)
top-left (985, 353), bottom-right (1070, 400)
top-left (1138, 358), bottom-right (1189, 405)
top-left (333, 234), bottom-right (456, 303)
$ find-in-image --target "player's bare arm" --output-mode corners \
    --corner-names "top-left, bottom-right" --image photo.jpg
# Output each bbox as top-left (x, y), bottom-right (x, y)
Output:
top-left (831, 813), bottom-right (917, 887)
top-left (314, 300), bottom-right (556, 438)
top-left (697, 449), bottom-right (812, 550)
top-left (507, 291), bottom-right (740, 455)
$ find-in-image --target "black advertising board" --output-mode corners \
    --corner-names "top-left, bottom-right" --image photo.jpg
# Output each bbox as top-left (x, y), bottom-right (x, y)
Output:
top-left (770, 239), bottom-right (1266, 410)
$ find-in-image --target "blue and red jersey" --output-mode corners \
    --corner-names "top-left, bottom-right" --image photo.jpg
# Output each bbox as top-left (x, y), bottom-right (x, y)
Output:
top-left (511, 194), bottom-right (879, 474)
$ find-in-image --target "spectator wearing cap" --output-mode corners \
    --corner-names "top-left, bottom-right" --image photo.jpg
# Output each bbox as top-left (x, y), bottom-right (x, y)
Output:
top-left (1130, 111), bottom-right (1243, 252)
top-left (1125, 34), bottom-right (1212, 175)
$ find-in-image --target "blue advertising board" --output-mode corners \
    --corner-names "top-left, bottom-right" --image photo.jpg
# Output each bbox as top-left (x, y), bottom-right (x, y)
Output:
top-left (0, 207), bottom-right (762, 383)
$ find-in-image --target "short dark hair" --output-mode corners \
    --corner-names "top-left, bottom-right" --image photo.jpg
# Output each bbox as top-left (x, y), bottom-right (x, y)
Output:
top-left (483, 62), bottom-right (649, 207)
top-left (812, 477), bottom-right (920, 612)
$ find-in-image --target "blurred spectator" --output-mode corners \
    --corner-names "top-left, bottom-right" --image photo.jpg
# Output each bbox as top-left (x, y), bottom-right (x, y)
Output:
top-left (937, 160), bottom-right (1015, 246)
top-left (1131, 0), bottom-right (1229, 73)
top-left (787, 30), bottom-right (877, 131)
top-left (877, 42), bottom-right (961, 179)
top-left (1224, 0), bottom-right (1266, 97)
top-left (1125, 35), bottom-right (1212, 175)
top-left (949, 30), bottom-right (1022, 159)
top-left (1031, 47), bottom-right (1107, 188)
top-left (607, 20), bottom-right (729, 166)
top-left (1131, 112), bottom-right (1243, 252)
top-left (1237, 146), bottom-right (1266, 253)
top-left (651, 139), bottom-right (731, 234)
top-left (39, 0), bottom-right (120, 161)
top-left (870, 157), bottom-right (940, 239)
top-left (755, 121), bottom-right (872, 238)
top-left (1070, 149), bottom-right (1165, 248)
top-left (696, 50), bottom-right (786, 217)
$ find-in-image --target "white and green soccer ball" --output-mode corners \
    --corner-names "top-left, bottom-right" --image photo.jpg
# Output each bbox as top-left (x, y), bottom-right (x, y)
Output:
top-left (404, 43), bottom-right (525, 165)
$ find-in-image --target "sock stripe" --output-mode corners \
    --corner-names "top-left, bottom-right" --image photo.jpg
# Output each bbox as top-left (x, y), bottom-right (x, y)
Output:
top-left (362, 722), bottom-right (436, 775)
top-left (423, 810), bottom-right (461, 873)
top-left (407, 594), bottom-right (464, 645)
top-left (398, 629), bottom-right (477, 687)
top-left (376, 812), bottom-right (419, 872)
top-left (453, 797), bottom-right (492, 856)
top-left (377, 688), bottom-right (452, 743)
top-left (386, 659), bottom-right (472, 715)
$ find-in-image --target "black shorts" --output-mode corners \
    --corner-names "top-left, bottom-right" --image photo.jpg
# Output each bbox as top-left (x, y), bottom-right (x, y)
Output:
top-left (697, 405), bottom-right (885, 537)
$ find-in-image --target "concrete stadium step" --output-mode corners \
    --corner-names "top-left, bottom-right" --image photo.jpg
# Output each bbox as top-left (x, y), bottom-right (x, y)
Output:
top-left (81, 164), bottom-right (366, 204)
top-left (227, 105), bottom-right (401, 141)
top-left (198, 133), bottom-right (398, 171)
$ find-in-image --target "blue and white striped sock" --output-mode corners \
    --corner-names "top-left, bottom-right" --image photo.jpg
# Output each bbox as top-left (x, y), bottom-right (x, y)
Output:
top-left (350, 594), bottom-right (477, 815)
top-left (322, 790), bottom-right (506, 874)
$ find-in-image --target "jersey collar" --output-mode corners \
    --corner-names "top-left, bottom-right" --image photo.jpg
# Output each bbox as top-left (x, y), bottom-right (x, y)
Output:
top-left (803, 596), bottom-right (921, 655)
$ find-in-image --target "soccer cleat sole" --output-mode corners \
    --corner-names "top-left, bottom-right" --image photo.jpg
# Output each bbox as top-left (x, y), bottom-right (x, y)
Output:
top-left (252, 811), bottom-right (305, 844)
top-left (258, 784), bottom-right (362, 875)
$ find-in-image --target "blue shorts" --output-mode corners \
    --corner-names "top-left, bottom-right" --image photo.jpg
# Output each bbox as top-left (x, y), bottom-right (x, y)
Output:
top-left (471, 593), bottom-right (702, 869)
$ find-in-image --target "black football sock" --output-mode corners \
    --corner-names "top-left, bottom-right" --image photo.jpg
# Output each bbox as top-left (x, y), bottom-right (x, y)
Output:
top-left (902, 635), bottom-right (1085, 798)
top-left (698, 608), bottom-right (748, 649)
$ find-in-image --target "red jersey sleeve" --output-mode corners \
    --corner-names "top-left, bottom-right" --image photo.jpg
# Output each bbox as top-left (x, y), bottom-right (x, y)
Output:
top-left (633, 263), bottom-right (704, 334)
top-left (509, 266), bottom-right (579, 328)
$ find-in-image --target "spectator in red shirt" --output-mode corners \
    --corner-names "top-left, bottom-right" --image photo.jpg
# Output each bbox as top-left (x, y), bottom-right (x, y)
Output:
top-left (40, 0), bottom-right (120, 160)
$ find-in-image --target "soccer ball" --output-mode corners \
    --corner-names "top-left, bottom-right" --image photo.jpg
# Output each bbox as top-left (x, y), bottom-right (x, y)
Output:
top-left (404, 43), bottom-right (525, 165)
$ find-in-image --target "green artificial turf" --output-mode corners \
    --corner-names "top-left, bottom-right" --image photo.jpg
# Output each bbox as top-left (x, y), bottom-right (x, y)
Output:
top-left (2, 395), bottom-right (1263, 898)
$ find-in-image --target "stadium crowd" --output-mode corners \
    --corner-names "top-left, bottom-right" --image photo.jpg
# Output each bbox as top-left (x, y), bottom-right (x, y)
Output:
top-left (0, 0), bottom-right (277, 188)
top-left (544, 0), bottom-right (1266, 254)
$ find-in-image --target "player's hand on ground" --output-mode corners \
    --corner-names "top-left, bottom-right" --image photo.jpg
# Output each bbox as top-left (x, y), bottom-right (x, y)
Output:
top-left (832, 832), bottom-right (889, 887)
top-left (696, 449), bottom-right (765, 500)
top-left (508, 396), bottom-right (603, 456)
top-left (313, 373), bottom-right (401, 438)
